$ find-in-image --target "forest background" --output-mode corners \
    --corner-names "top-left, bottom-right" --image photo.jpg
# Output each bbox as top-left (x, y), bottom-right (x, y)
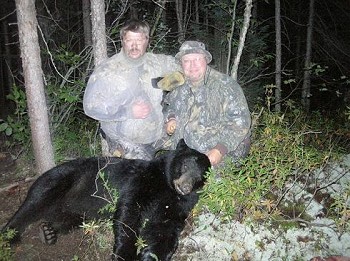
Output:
top-left (0, 0), bottom-right (349, 171)
top-left (0, 0), bottom-right (350, 260)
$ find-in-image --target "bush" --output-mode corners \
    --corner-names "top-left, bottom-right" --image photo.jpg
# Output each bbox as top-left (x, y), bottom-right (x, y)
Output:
top-left (197, 104), bottom-right (346, 222)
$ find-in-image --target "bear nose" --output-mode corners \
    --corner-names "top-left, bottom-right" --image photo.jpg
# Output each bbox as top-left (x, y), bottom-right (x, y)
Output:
top-left (174, 177), bottom-right (194, 195)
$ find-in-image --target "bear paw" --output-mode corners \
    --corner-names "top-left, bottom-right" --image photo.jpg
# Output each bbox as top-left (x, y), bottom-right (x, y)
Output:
top-left (38, 222), bottom-right (57, 245)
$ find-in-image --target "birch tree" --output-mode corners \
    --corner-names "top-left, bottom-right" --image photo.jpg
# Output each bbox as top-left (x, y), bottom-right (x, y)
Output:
top-left (230, 0), bottom-right (253, 81)
top-left (15, 0), bottom-right (55, 174)
top-left (226, 0), bottom-right (238, 74)
top-left (90, 0), bottom-right (108, 154)
top-left (91, 0), bottom-right (107, 67)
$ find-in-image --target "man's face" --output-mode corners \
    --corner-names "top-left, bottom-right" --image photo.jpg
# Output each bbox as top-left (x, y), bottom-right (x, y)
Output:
top-left (122, 31), bottom-right (149, 59)
top-left (181, 53), bottom-right (207, 85)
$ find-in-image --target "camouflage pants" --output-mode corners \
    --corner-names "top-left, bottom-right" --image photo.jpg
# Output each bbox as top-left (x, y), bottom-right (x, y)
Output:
top-left (228, 135), bottom-right (251, 164)
top-left (100, 128), bottom-right (156, 161)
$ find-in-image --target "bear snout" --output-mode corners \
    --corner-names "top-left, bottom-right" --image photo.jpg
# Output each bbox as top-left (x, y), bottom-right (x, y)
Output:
top-left (173, 176), bottom-right (194, 195)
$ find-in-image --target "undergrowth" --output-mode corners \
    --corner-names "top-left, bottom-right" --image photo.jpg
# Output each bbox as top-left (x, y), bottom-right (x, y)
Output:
top-left (0, 229), bottom-right (16, 261)
top-left (198, 103), bottom-right (349, 226)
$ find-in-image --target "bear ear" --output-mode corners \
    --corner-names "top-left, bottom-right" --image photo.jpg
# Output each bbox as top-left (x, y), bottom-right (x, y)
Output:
top-left (176, 139), bottom-right (188, 150)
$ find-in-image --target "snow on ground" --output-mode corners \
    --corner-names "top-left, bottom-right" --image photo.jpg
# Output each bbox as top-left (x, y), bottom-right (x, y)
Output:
top-left (175, 155), bottom-right (350, 261)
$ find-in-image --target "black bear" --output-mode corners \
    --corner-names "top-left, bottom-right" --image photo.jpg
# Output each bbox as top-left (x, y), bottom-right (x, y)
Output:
top-left (1, 139), bottom-right (210, 261)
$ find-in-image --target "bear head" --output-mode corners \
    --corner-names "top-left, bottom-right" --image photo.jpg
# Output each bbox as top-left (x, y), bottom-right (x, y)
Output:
top-left (165, 139), bottom-right (211, 195)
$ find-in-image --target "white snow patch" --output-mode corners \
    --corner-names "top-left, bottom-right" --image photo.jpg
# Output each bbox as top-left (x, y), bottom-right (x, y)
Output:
top-left (174, 155), bottom-right (350, 260)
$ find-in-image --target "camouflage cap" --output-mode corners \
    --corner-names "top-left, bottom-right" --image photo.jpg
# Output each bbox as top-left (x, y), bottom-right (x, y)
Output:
top-left (175, 41), bottom-right (212, 63)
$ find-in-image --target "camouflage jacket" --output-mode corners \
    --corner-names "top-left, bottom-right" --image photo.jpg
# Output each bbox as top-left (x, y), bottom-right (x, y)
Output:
top-left (83, 49), bottom-right (179, 144)
top-left (162, 67), bottom-right (251, 159)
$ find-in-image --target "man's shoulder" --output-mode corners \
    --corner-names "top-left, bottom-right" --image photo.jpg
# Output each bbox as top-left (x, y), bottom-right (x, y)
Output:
top-left (144, 52), bottom-right (175, 62)
top-left (100, 52), bottom-right (123, 66)
top-left (92, 52), bottom-right (126, 73)
top-left (208, 68), bottom-right (234, 83)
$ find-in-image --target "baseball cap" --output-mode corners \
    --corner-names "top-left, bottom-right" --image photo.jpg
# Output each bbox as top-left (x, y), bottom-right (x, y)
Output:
top-left (175, 41), bottom-right (212, 63)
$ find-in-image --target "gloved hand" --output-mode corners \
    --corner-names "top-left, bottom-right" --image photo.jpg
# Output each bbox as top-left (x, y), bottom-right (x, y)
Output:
top-left (151, 71), bottom-right (185, 91)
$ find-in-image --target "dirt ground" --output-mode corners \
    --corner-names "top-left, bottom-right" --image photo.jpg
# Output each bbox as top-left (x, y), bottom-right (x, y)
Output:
top-left (0, 133), bottom-right (119, 261)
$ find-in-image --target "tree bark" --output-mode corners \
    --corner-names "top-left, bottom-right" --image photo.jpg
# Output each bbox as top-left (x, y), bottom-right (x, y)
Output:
top-left (226, 1), bottom-right (237, 74)
top-left (194, 0), bottom-right (199, 23)
top-left (275, 0), bottom-right (282, 112)
top-left (175, 0), bottom-right (185, 43)
top-left (15, 0), bottom-right (55, 174)
top-left (90, 0), bottom-right (108, 155)
top-left (231, 0), bottom-right (253, 81)
top-left (91, 0), bottom-right (107, 67)
top-left (301, 0), bottom-right (315, 112)
top-left (1, 20), bottom-right (13, 92)
top-left (82, 0), bottom-right (92, 47)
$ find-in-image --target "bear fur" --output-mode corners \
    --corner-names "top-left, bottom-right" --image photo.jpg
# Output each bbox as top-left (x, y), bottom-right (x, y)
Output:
top-left (1, 139), bottom-right (210, 261)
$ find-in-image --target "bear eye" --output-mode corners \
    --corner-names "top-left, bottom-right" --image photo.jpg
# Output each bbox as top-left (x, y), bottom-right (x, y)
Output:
top-left (182, 164), bottom-right (188, 171)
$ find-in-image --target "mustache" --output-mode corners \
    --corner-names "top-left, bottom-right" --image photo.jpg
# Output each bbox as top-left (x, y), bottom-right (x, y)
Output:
top-left (129, 48), bottom-right (140, 53)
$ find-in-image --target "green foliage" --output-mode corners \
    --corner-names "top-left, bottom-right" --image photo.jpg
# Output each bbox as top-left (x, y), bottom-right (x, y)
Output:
top-left (53, 45), bottom-right (83, 66)
top-left (0, 229), bottom-right (16, 261)
top-left (135, 236), bottom-right (148, 256)
top-left (198, 104), bottom-right (339, 221)
top-left (79, 219), bottom-right (114, 258)
top-left (0, 85), bottom-right (30, 146)
top-left (96, 170), bottom-right (119, 215)
top-left (346, 106), bottom-right (350, 120)
top-left (45, 45), bottom-right (88, 132)
top-left (2, 45), bottom-right (95, 161)
top-left (307, 63), bottom-right (328, 76)
top-left (328, 182), bottom-right (350, 232)
top-left (53, 120), bottom-right (99, 161)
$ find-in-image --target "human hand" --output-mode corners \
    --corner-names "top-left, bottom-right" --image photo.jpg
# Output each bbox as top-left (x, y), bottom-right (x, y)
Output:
top-left (206, 149), bottom-right (223, 166)
top-left (166, 119), bottom-right (176, 135)
top-left (132, 100), bottom-right (151, 119)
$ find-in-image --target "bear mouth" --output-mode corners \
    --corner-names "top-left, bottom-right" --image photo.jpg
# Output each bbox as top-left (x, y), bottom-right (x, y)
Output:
top-left (174, 178), bottom-right (193, 195)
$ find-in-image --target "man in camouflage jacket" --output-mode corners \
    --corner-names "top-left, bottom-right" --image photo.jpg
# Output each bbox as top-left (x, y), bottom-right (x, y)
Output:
top-left (83, 19), bottom-right (179, 160)
top-left (162, 41), bottom-right (251, 166)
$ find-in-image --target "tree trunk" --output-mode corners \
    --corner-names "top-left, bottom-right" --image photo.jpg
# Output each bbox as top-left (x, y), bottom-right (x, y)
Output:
top-left (301, 0), bottom-right (315, 112)
top-left (231, 0), bottom-right (253, 81)
top-left (91, 0), bottom-right (107, 67)
top-left (175, 0), bottom-right (185, 43)
top-left (15, 0), bottom-right (55, 174)
top-left (275, 0), bottom-right (282, 112)
top-left (90, 0), bottom-right (108, 155)
top-left (194, 0), bottom-right (199, 23)
top-left (226, 1), bottom-right (237, 74)
top-left (1, 20), bottom-right (13, 91)
top-left (82, 0), bottom-right (92, 47)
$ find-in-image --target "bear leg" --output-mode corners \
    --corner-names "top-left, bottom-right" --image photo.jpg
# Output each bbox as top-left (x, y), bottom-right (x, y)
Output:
top-left (138, 221), bottom-right (183, 261)
top-left (112, 200), bottom-right (142, 261)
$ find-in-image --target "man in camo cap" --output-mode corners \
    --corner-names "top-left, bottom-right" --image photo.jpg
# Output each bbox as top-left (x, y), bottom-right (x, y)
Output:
top-left (161, 41), bottom-right (251, 166)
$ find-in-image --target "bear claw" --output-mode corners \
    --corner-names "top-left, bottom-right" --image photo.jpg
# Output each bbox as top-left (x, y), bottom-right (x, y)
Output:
top-left (38, 222), bottom-right (57, 245)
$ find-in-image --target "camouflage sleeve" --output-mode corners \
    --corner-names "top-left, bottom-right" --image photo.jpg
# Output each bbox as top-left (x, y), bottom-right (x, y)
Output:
top-left (211, 79), bottom-right (251, 152)
top-left (83, 75), bottom-right (134, 122)
top-left (197, 75), bottom-right (251, 154)
top-left (83, 54), bottom-right (148, 123)
top-left (160, 86), bottom-right (188, 150)
top-left (153, 54), bottom-right (180, 75)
